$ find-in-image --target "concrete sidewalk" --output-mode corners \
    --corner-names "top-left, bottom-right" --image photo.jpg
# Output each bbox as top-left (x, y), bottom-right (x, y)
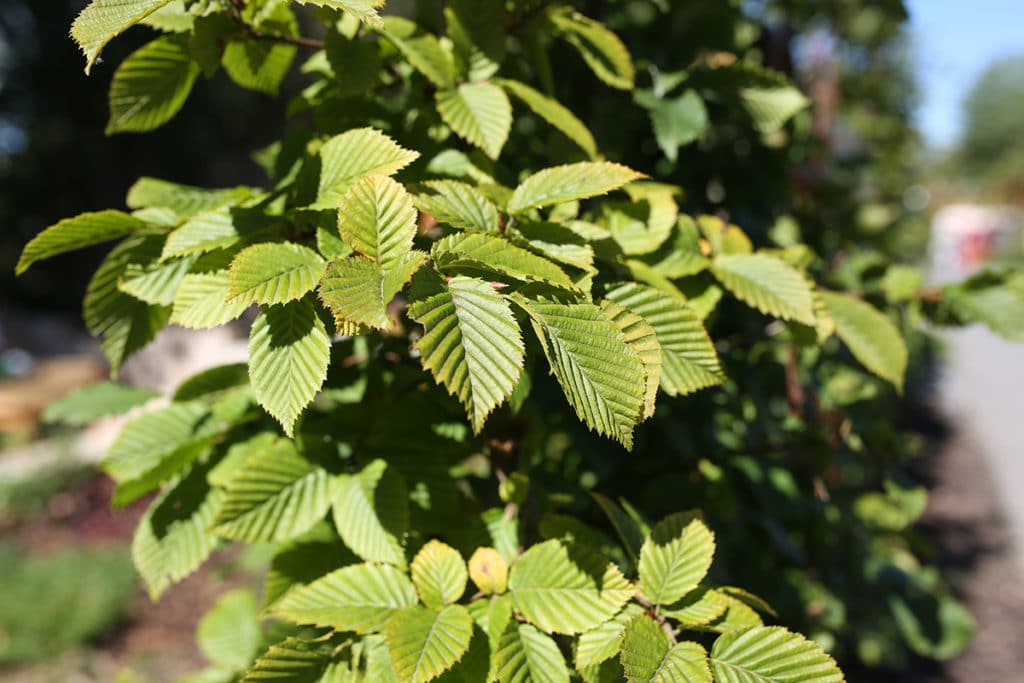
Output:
top-left (939, 325), bottom-right (1024, 565)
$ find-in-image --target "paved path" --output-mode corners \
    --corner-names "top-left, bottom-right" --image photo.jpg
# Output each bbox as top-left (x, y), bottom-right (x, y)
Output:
top-left (939, 326), bottom-right (1024, 566)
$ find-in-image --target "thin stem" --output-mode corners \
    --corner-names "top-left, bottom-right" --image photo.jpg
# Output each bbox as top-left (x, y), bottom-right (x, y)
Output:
top-left (226, 0), bottom-right (325, 50)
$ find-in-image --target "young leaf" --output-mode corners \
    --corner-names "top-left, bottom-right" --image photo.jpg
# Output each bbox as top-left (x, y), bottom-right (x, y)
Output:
top-left (821, 291), bottom-right (908, 391)
top-left (132, 461), bottom-right (224, 599)
top-left (384, 605), bottom-right (474, 683)
top-left (621, 615), bottom-right (711, 683)
top-left (605, 283), bottom-right (723, 397)
top-left (517, 299), bottom-right (646, 449)
top-left (601, 300), bottom-right (662, 421)
top-left (42, 381), bottom-right (158, 426)
top-left (312, 128), bottom-right (420, 209)
top-left (319, 253), bottom-right (427, 330)
top-left (576, 603), bottom-right (645, 669)
top-left (128, 178), bottom-right (251, 218)
top-left (171, 270), bottom-right (252, 329)
top-left (102, 401), bottom-right (211, 484)
top-left (409, 275), bottom-right (525, 433)
top-left (242, 636), bottom-right (348, 683)
top-left (274, 563), bottom-right (418, 634)
top-left (709, 626), bottom-right (843, 683)
top-left (294, 0), bottom-right (385, 27)
top-left (436, 82), bottom-right (513, 160)
top-left (661, 588), bottom-right (730, 627)
top-left (494, 621), bottom-right (570, 683)
top-left (508, 539), bottom-right (634, 635)
top-left (411, 540), bottom-right (468, 609)
top-left (117, 250), bottom-right (195, 306)
top-left (221, 3), bottom-right (298, 96)
top-left (712, 253), bottom-right (815, 325)
top-left (380, 17), bottom-right (456, 89)
top-left (638, 513), bottom-right (715, 606)
top-left (332, 459), bottom-right (409, 567)
top-left (71, 0), bottom-right (176, 73)
top-left (84, 236), bottom-right (172, 375)
top-left (497, 78), bottom-right (598, 159)
top-left (508, 162), bottom-right (645, 215)
top-left (432, 233), bottom-right (577, 290)
top-left (548, 9), bottom-right (635, 90)
top-left (17, 210), bottom-right (144, 275)
top-left (228, 242), bottom-right (327, 305)
top-left (336, 174), bottom-right (418, 267)
top-left (468, 547), bottom-right (508, 596)
top-left (248, 299), bottom-right (330, 435)
top-left (107, 34), bottom-right (199, 134)
top-left (197, 589), bottom-right (260, 673)
top-left (214, 438), bottom-right (333, 543)
top-left (413, 180), bottom-right (500, 232)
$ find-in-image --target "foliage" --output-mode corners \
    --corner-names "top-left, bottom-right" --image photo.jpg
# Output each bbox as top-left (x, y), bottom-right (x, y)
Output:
top-left (19, 0), bottom-right (1024, 679)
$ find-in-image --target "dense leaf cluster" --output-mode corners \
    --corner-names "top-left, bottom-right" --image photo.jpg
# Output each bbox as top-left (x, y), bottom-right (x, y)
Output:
top-left (21, 0), bottom-right (1024, 679)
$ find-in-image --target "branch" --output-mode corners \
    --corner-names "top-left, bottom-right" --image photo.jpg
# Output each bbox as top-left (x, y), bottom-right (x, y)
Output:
top-left (226, 0), bottom-right (325, 50)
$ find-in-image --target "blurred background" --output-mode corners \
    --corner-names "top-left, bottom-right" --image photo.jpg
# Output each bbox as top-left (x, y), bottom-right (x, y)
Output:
top-left (1, 1), bottom-right (1023, 681)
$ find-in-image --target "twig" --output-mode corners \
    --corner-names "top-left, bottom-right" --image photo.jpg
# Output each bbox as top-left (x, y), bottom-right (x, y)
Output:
top-left (226, 0), bottom-right (325, 50)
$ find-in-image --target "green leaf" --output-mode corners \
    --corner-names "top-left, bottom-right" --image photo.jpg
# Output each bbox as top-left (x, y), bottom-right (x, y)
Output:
top-left (413, 180), bottom-right (500, 232)
top-left (494, 621), bottom-right (570, 683)
top-left (639, 513), bottom-right (715, 606)
top-left (17, 210), bottom-right (144, 275)
top-left (709, 626), bottom-right (843, 683)
top-left (214, 438), bottom-right (333, 543)
top-left (71, 0), bottom-right (175, 74)
top-left (102, 401), bottom-right (210, 484)
top-left (222, 2), bottom-right (298, 95)
top-left (319, 252), bottom-right (427, 330)
top-left (385, 605), bottom-right (474, 683)
top-left (432, 233), bottom-right (577, 290)
top-left (312, 128), bottom-right (420, 209)
top-left (411, 540), bottom-right (468, 609)
top-left (497, 79), bottom-right (597, 159)
top-left (508, 221), bottom-right (596, 274)
top-left (821, 292), bottom-right (907, 391)
top-left (132, 461), bottom-right (223, 599)
top-left (332, 459), bottom-right (409, 567)
top-left (274, 563), bottom-right (418, 634)
top-left (118, 251), bottom-right (195, 305)
top-left (436, 83), bottom-right (513, 160)
top-left (645, 90), bottom-right (708, 163)
top-left (517, 299), bottom-right (646, 449)
top-left (601, 300), bottom-right (661, 421)
top-left (508, 162), bottom-right (644, 215)
top-left (228, 242), bottom-right (327, 305)
top-left (591, 493), bottom-right (645, 565)
top-left (42, 381), bottom-right (158, 426)
top-left (508, 540), bottom-right (634, 635)
top-left (242, 636), bottom-right (350, 682)
top-left (576, 603), bottom-right (645, 669)
top-left (248, 299), bottom-right (331, 435)
top-left (197, 589), bottom-right (260, 673)
top-left (171, 270), bottom-right (252, 329)
top-left (704, 597), bottom-right (764, 634)
top-left (85, 237), bottom-right (172, 375)
top-left (380, 17), bottom-right (456, 89)
top-left (263, 523), bottom-right (355, 610)
top-left (409, 275), bottom-right (525, 433)
top-left (107, 34), bottom-right (199, 134)
top-left (712, 253), bottom-right (815, 324)
top-left (294, 0), bottom-right (385, 27)
top-left (603, 282), bottom-right (723, 399)
top-left (173, 363), bottom-right (250, 402)
top-left (740, 85), bottom-right (809, 135)
top-left (336, 174), bottom-right (418, 267)
top-left (621, 615), bottom-right (711, 683)
top-left (548, 9), bottom-right (635, 90)
top-left (661, 588), bottom-right (730, 627)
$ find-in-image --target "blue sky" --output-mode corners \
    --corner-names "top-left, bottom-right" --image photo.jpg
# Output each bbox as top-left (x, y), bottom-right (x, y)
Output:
top-left (907, 0), bottom-right (1024, 148)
